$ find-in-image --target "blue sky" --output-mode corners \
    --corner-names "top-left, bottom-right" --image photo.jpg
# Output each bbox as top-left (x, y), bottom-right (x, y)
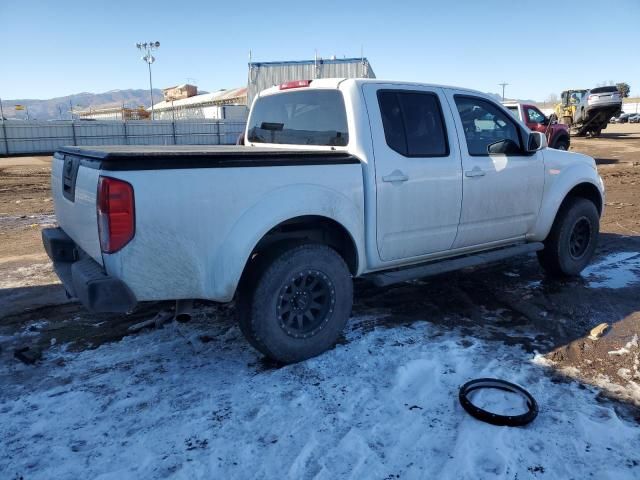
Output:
top-left (1, 0), bottom-right (638, 101)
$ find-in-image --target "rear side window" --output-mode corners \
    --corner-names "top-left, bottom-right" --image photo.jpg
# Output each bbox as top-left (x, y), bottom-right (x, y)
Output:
top-left (247, 90), bottom-right (348, 146)
top-left (377, 91), bottom-right (449, 157)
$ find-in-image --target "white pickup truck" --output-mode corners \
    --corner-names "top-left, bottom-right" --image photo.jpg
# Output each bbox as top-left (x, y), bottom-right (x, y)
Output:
top-left (43, 78), bottom-right (605, 363)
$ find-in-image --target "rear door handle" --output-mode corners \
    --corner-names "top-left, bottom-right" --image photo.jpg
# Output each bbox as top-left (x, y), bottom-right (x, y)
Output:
top-left (465, 167), bottom-right (486, 178)
top-left (382, 170), bottom-right (409, 183)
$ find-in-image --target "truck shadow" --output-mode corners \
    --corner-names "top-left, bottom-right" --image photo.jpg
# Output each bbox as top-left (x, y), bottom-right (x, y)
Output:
top-left (1, 233), bottom-right (638, 408)
top-left (352, 232), bottom-right (639, 351)
top-left (600, 132), bottom-right (635, 139)
top-left (1, 233), bottom-right (637, 358)
top-left (0, 290), bottom-right (173, 355)
top-left (594, 158), bottom-right (620, 165)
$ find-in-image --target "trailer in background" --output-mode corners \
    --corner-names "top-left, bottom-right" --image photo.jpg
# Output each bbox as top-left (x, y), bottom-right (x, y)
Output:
top-left (247, 56), bottom-right (376, 107)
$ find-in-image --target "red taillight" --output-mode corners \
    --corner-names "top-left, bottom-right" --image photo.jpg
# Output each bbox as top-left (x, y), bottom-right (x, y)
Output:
top-left (279, 80), bottom-right (311, 90)
top-left (97, 176), bottom-right (135, 253)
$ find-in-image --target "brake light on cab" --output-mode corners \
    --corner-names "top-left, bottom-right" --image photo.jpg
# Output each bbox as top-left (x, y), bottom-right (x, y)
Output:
top-left (279, 80), bottom-right (311, 90)
top-left (97, 176), bottom-right (135, 253)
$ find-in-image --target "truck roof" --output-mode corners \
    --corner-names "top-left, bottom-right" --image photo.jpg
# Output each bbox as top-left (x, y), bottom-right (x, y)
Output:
top-left (258, 78), bottom-right (486, 98)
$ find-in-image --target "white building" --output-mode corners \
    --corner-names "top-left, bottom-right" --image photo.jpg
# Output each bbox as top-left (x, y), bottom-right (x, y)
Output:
top-left (151, 87), bottom-right (248, 121)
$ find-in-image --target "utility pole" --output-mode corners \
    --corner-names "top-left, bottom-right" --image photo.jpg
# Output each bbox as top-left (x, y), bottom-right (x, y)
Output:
top-left (499, 82), bottom-right (509, 101)
top-left (136, 41), bottom-right (160, 120)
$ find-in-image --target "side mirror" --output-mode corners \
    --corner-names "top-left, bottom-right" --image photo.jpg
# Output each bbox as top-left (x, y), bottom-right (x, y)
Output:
top-left (526, 131), bottom-right (547, 152)
top-left (549, 113), bottom-right (558, 124)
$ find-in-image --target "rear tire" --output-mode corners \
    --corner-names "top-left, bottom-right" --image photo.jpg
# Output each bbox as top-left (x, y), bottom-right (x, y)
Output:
top-left (238, 244), bottom-right (353, 363)
top-left (537, 198), bottom-right (599, 277)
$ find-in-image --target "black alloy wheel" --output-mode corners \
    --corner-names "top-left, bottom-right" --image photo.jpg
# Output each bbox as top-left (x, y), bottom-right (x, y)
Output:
top-left (569, 216), bottom-right (592, 259)
top-left (277, 270), bottom-right (335, 339)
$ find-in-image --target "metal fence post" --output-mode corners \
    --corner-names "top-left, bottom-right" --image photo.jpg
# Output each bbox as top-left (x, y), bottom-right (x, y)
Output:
top-left (216, 121), bottom-right (220, 145)
top-left (71, 120), bottom-right (77, 146)
top-left (1, 121), bottom-right (8, 155)
top-left (0, 97), bottom-right (8, 155)
top-left (123, 120), bottom-right (129, 145)
top-left (172, 120), bottom-right (176, 145)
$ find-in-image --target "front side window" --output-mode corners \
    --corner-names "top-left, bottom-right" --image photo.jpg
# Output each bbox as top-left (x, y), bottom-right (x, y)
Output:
top-left (454, 95), bottom-right (523, 156)
top-left (570, 91), bottom-right (585, 104)
top-left (526, 107), bottom-right (546, 124)
top-left (377, 90), bottom-right (448, 157)
top-left (247, 90), bottom-right (348, 146)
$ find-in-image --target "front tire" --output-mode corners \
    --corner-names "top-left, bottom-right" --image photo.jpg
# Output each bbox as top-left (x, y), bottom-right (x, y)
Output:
top-left (238, 244), bottom-right (353, 363)
top-left (553, 137), bottom-right (569, 150)
top-left (537, 198), bottom-right (599, 277)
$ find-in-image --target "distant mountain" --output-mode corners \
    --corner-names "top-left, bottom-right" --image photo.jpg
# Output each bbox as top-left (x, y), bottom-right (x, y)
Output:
top-left (1, 89), bottom-right (164, 121)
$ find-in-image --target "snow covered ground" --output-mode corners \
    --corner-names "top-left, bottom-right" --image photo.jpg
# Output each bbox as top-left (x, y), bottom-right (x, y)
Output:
top-left (582, 251), bottom-right (640, 289)
top-left (2, 307), bottom-right (639, 480)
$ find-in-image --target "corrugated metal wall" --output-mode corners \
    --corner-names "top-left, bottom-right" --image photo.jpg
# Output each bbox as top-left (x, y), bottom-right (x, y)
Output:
top-left (0, 120), bottom-right (246, 155)
top-left (247, 58), bottom-right (376, 106)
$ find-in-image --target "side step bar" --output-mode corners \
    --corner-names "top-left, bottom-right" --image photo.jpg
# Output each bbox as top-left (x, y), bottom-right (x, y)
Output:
top-left (368, 242), bottom-right (544, 287)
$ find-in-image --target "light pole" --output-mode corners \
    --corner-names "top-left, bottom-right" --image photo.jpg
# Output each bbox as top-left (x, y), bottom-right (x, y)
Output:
top-left (136, 41), bottom-right (160, 120)
top-left (499, 82), bottom-right (509, 101)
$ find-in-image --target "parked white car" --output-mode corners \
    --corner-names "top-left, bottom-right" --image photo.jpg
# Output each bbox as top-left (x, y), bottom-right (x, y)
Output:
top-left (44, 78), bottom-right (605, 362)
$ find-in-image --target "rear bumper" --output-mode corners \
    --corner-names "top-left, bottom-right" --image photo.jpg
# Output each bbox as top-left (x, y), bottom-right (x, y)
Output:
top-left (42, 227), bottom-right (137, 313)
top-left (587, 98), bottom-right (622, 109)
top-left (585, 103), bottom-right (622, 117)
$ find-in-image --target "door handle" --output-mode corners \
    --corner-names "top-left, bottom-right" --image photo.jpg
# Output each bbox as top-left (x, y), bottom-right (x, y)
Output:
top-left (465, 167), bottom-right (486, 178)
top-left (382, 170), bottom-right (409, 183)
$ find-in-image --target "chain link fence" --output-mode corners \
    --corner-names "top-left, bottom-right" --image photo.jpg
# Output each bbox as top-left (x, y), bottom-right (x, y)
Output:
top-left (0, 119), bottom-right (246, 156)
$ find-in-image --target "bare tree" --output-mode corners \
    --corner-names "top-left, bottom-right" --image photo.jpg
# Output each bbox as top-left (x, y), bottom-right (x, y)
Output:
top-left (546, 93), bottom-right (559, 104)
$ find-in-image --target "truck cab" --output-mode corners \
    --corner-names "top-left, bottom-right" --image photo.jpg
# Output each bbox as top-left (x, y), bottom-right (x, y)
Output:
top-left (503, 102), bottom-right (570, 150)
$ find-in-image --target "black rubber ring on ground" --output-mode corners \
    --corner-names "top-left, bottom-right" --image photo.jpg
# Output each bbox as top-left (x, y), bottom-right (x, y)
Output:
top-left (458, 378), bottom-right (538, 427)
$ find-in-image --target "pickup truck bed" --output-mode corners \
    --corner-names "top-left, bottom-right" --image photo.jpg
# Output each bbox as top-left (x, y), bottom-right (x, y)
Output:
top-left (58, 145), bottom-right (360, 169)
top-left (49, 144), bottom-right (366, 311)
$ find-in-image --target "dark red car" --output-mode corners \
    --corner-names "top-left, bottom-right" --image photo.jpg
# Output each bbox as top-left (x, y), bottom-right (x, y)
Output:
top-left (503, 102), bottom-right (570, 150)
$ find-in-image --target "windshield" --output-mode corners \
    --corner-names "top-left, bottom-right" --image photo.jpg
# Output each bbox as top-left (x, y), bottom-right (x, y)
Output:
top-left (247, 89), bottom-right (349, 146)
